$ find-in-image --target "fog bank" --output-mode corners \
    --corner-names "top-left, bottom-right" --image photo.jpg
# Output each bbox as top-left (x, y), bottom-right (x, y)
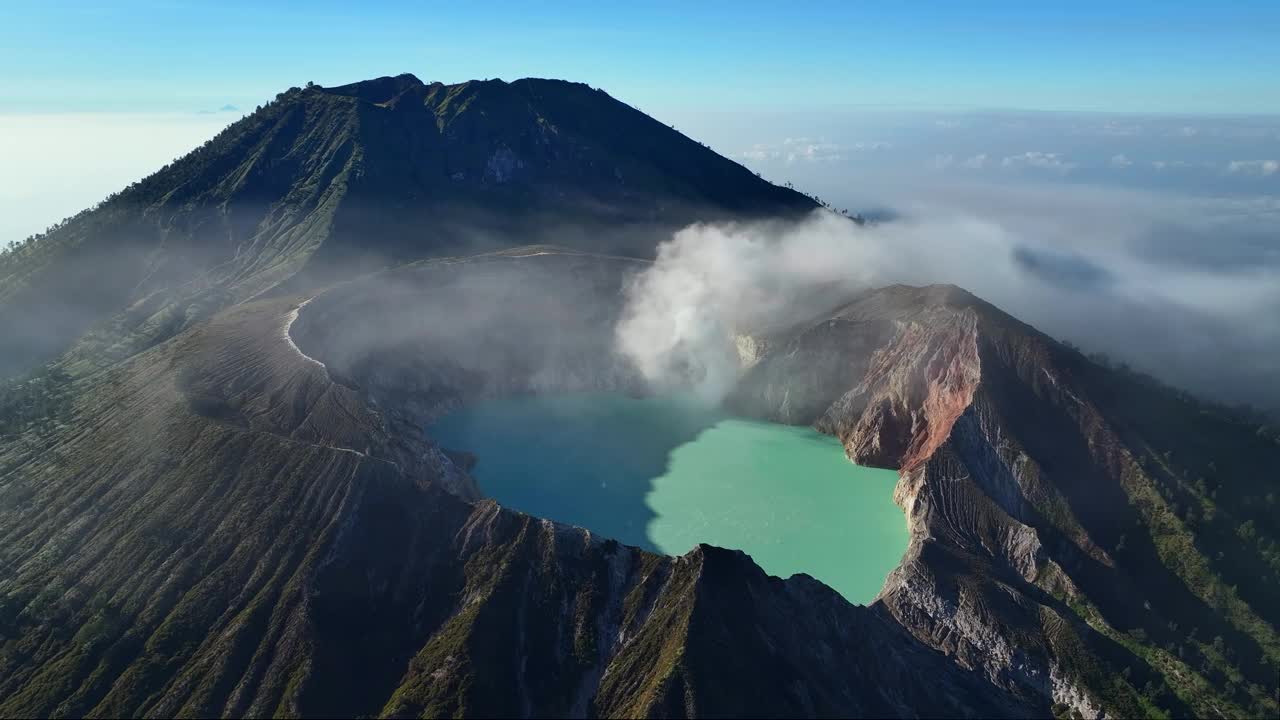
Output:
top-left (616, 206), bottom-right (1280, 412)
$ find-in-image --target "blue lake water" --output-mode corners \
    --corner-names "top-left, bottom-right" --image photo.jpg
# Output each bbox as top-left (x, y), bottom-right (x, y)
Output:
top-left (431, 392), bottom-right (907, 604)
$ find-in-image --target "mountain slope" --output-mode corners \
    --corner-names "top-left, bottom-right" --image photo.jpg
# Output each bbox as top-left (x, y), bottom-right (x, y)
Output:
top-left (730, 284), bottom-right (1280, 718)
top-left (0, 74), bottom-right (814, 380)
top-left (1, 75), bottom-right (1277, 718)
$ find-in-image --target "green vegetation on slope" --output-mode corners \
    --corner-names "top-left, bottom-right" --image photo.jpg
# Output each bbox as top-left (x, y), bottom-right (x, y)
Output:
top-left (0, 366), bottom-right (73, 439)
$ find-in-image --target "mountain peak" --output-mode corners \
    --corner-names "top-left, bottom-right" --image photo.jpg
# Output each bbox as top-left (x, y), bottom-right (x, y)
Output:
top-left (0, 73), bottom-right (815, 377)
top-left (321, 72), bottom-right (424, 102)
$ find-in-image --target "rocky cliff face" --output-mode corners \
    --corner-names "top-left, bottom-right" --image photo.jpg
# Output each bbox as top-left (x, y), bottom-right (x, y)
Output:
top-left (732, 283), bottom-right (1280, 719)
top-left (729, 285), bottom-right (983, 471)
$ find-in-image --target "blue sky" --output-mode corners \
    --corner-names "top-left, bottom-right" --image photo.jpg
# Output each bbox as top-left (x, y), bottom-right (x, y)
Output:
top-left (4, 0), bottom-right (1280, 114)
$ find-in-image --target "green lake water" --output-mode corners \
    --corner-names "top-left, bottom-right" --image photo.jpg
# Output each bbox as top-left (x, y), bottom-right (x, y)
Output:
top-left (431, 392), bottom-right (907, 604)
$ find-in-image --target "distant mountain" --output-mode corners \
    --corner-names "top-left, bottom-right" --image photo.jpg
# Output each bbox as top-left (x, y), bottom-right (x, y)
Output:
top-left (1, 77), bottom-right (1277, 719)
top-left (0, 74), bottom-right (814, 379)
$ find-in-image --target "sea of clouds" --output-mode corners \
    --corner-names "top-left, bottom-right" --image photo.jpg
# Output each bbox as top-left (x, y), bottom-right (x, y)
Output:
top-left (618, 110), bottom-right (1279, 411)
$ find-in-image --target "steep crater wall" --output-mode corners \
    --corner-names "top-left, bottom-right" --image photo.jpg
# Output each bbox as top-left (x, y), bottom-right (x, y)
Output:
top-left (278, 250), bottom-right (1048, 717)
top-left (289, 252), bottom-right (1212, 717)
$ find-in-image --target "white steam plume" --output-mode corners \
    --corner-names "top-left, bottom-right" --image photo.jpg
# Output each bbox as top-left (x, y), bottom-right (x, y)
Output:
top-left (615, 212), bottom-right (878, 401)
top-left (615, 204), bottom-right (1280, 412)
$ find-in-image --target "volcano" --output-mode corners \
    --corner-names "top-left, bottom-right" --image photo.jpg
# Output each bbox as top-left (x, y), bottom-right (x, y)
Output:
top-left (0, 75), bottom-right (1277, 719)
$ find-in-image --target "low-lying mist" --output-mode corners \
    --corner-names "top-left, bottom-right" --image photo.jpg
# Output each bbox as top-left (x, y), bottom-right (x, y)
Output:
top-left (616, 205), bottom-right (1280, 414)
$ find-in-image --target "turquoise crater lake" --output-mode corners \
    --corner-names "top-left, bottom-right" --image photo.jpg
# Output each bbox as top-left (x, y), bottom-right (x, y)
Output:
top-left (431, 392), bottom-right (907, 604)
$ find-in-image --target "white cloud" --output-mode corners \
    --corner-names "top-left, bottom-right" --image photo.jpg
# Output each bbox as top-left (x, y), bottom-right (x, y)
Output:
top-left (616, 188), bottom-right (1280, 411)
top-left (743, 137), bottom-right (890, 165)
top-left (934, 153), bottom-right (987, 170)
top-left (741, 143), bottom-right (780, 161)
top-left (1226, 159), bottom-right (1279, 176)
top-left (1066, 120), bottom-right (1146, 137)
top-left (1110, 154), bottom-right (1133, 168)
top-left (781, 137), bottom-right (846, 163)
top-left (1001, 151), bottom-right (1076, 173)
top-left (1149, 159), bottom-right (1217, 171)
